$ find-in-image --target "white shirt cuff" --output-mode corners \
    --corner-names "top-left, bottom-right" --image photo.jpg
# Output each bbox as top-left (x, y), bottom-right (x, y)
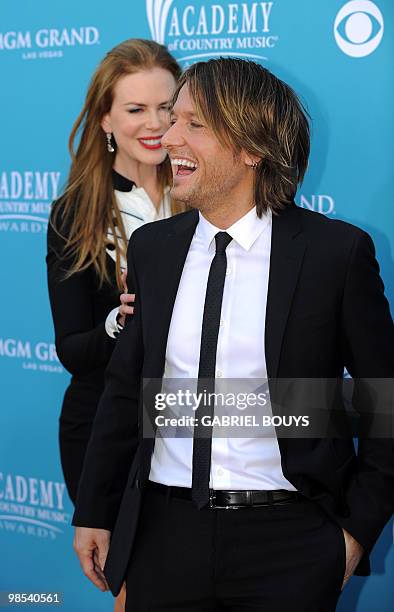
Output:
top-left (105, 307), bottom-right (121, 338)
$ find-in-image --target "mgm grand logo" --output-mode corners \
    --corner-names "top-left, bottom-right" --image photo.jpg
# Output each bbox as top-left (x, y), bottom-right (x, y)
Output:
top-left (0, 27), bottom-right (100, 60)
top-left (146, 0), bottom-right (279, 66)
top-left (0, 338), bottom-right (63, 374)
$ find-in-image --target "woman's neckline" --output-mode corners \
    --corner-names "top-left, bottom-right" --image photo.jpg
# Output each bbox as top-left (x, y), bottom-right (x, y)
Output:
top-left (112, 169), bottom-right (135, 192)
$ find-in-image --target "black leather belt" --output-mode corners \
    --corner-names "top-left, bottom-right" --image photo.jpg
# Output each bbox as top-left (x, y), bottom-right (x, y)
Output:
top-left (147, 480), bottom-right (299, 509)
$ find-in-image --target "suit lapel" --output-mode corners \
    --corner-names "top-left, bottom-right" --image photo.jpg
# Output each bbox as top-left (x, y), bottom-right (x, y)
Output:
top-left (145, 209), bottom-right (199, 376)
top-left (141, 209), bottom-right (199, 479)
top-left (265, 205), bottom-right (306, 379)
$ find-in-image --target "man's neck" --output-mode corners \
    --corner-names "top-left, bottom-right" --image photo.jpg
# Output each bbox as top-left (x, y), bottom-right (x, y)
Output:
top-left (199, 202), bottom-right (255, 230)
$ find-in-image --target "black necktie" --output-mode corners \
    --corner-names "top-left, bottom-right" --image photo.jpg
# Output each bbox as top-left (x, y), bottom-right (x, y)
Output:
top-left (191, 231), bottom-right (233, 508)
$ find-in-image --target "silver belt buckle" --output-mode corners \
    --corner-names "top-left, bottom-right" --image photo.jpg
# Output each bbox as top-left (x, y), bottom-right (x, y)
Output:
top-left (209, 490), bottom-right (219, 509)
top-left (209, 490), bottom-right (242, 510)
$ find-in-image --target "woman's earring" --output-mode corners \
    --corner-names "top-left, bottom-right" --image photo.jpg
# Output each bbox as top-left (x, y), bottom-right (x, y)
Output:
top-left (106, 133), bottom-right (115, 153)
top-left (251, 161), bottom-right (258, 169)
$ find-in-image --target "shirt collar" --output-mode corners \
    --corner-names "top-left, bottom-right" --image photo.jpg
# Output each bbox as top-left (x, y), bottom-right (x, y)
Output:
top-left (197, 206), bottom-right (271, 252)
top-left (112, 169), bottom-right (135, 192)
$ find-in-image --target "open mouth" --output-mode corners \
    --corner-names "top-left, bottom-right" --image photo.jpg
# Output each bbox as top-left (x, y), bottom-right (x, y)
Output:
top-left (171, 158), bottom-right (198, 177)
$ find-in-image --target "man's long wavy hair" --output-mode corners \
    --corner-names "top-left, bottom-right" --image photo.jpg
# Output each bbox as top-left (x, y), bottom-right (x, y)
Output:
top-left (52, 39), bottom-right (183, 289)
top-left (173, 58), bottom-right (310, 216)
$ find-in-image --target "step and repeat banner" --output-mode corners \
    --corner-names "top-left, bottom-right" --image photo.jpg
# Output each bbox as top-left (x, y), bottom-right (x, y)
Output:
top-left (1, 1), bottom-right (393, 610)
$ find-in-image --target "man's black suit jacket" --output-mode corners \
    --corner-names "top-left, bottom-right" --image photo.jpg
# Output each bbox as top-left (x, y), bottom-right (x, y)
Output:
top-left (72, 204), bottom-right (394, 596)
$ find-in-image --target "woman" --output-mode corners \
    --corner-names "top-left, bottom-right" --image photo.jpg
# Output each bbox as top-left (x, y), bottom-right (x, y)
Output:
top-left (46, 39), bottom-right (182, 507)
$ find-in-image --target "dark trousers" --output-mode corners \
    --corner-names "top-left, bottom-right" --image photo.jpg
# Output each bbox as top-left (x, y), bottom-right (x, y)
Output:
top-left (126, 486), bottom-right (346, 611)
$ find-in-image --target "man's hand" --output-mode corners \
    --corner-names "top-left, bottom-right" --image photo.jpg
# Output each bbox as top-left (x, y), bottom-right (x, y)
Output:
top-left (341, 528), bottom-right (364, 590)
top-left (73, 527), bottom-right (111, 591)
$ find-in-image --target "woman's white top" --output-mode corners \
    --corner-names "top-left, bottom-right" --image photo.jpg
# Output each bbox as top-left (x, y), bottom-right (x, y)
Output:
top-left (105, 184), bottom-right (172, 337)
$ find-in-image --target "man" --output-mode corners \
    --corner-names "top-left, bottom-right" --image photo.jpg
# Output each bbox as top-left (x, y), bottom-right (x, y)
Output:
top-left (73, 59), bottom-right (394, 611)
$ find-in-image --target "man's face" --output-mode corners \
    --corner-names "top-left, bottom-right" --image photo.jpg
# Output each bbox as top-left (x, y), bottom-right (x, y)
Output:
top-left (161, 85), bottom-right (252, 212)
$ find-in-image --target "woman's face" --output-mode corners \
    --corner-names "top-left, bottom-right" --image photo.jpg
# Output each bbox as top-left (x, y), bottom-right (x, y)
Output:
top-left (101, 67), bottom-right (177, 168)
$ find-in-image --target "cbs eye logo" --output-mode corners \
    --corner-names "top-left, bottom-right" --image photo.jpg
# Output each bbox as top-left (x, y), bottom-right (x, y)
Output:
top-left (334, 0), bottom-right (384, 57)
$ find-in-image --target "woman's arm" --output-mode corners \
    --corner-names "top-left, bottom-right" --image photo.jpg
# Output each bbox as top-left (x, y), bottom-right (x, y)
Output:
top-left (46, 217), bottom-right (116, 376)
top-left (104, 270), bottom-right (135, 338)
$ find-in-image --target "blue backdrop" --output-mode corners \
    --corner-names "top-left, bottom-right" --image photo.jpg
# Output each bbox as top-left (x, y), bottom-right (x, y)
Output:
top-left (0, 1), bottom-right (392, 610)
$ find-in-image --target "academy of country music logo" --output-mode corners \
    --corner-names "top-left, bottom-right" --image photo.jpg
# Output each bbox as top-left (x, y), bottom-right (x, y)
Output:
top-left (0, 26), bottom-right (100, 60)
top-left (146, 0), bottom-right (279, 66)
top-left (298, 194), bottom-right (335, 216)
top-left (0, 170), bottom-right (60, 233)
top-left (334, 1), bottom-right (384, 58)
top-left (0, 338), bottom-right (63, 375)
top-left (0, 471), bottom-right (69, 540)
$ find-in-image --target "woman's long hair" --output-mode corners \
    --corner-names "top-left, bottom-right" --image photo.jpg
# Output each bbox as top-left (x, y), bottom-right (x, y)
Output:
top-left (53, 39), bottom-right (182, 289)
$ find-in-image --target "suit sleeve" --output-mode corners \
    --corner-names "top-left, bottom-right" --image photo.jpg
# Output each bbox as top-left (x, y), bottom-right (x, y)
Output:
top-left (339, 229), bottom-right (394, 552)
top-left (46, 216), bottom-right (116, 376)
top-left (71, 238), bottom-right (143, 529)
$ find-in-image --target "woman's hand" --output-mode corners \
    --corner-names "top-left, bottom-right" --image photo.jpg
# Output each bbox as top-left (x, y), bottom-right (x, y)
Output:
top-left (117, 269), bottom-right (135, 327)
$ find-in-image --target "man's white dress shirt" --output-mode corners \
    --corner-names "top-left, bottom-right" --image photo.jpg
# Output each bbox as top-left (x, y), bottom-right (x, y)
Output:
top-left (149, 207), bottom-right (296, 491)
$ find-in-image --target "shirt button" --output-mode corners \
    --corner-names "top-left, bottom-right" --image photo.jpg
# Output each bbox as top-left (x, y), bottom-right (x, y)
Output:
top-left (217, 468), bottom-right (224, 477)
top-left (226, 267), bottom-right (232, 275)
top-left (216, 370), bottom-right (223, 378)
top-left (219, 319), bottom-right (225, 327)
